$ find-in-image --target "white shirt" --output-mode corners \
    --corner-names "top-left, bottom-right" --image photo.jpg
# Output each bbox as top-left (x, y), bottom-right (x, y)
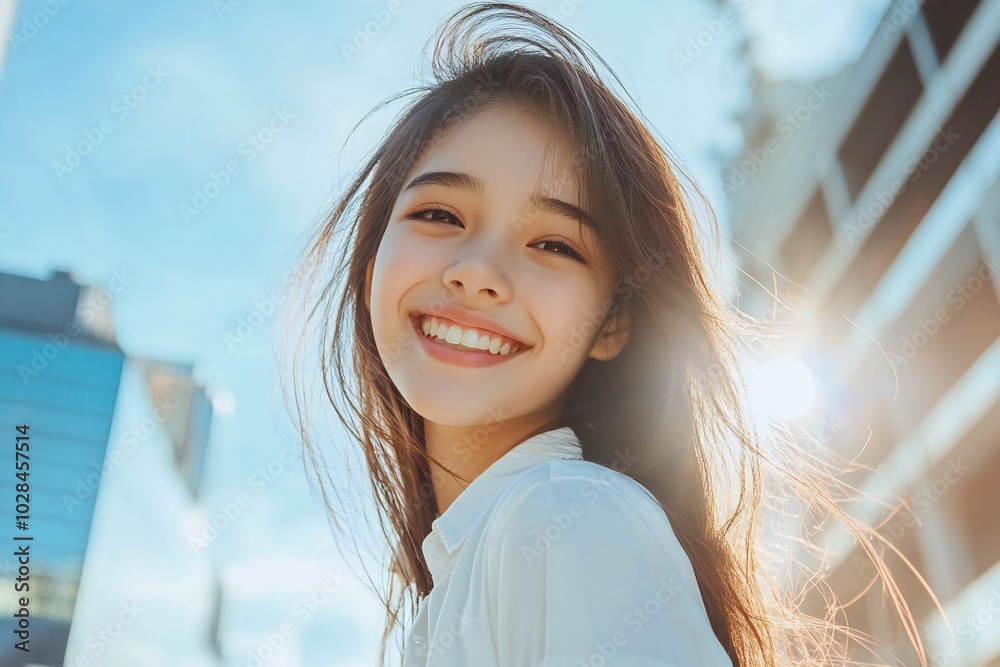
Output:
top-left (402, 425), bottom-right (733, 667)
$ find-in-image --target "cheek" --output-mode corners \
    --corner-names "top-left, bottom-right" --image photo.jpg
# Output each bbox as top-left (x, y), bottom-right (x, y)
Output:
top-left (368, 227), bottom-right (451, 354)
top-left (532, 285), bottom-right (607, 360)
top-left (370, 229), bottom-right (427, 309)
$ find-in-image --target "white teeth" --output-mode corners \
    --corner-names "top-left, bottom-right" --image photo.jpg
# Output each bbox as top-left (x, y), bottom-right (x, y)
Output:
top-left (461, 330), bottom-right (480, 348)
top-left (418, 316), bottom-right (522, 355)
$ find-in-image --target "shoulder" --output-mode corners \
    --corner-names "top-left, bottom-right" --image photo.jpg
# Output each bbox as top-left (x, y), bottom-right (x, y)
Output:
top-left (491, 457), bottom-right (667, 533)
top-left (477, 462), bottom-right (733, 665)
top-left (485, 458), bottom-right (695, 580)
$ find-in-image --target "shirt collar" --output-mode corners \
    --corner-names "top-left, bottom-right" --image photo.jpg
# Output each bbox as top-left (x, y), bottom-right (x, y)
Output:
top-left (422, 426), bottom-right (582, 579)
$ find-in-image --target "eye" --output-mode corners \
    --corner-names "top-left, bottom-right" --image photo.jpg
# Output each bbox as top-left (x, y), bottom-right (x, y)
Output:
top-left (530, 239), bottom-right (587, 264)
top-left (408, 206), bottom-right (463, 226)
top-left (408, 205), bottom-right (587, 264)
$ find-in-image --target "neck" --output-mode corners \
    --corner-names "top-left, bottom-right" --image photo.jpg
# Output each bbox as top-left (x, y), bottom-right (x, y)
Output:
top-left (423, 412), bottom-right (565, 516)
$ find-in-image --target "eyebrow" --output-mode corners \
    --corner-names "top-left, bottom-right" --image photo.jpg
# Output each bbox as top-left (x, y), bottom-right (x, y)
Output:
top-left (401, 170), bottom-right (595, 229)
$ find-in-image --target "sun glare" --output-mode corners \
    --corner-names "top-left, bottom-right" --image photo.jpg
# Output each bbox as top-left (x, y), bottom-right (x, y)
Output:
top-left (746, 354), bottom-right (817, 424)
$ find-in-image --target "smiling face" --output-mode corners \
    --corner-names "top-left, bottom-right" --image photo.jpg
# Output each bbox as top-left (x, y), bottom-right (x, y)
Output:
top-left (365, 104), bottom-right (629, 429)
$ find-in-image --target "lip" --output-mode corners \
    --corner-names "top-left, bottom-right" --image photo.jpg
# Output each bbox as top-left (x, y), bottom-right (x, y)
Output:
top-left (410, 316), bottom-right (528, 368)
top-left (408, 306), bottom-right (530, 348)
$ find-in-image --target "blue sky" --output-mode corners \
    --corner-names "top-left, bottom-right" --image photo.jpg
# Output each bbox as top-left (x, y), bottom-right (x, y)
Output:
top-left (0, 0), bottom-right (890, 664)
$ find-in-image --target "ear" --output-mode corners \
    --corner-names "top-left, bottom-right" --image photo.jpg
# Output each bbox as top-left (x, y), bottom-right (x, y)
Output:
top-left (589, 306), bottom-right (630, 361)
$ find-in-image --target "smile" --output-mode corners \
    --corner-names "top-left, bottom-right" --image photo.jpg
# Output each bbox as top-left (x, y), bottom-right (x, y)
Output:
top-left (409, 314), bottom-right (529, 367)
top-left (419, 315), bottom-right (524, 355)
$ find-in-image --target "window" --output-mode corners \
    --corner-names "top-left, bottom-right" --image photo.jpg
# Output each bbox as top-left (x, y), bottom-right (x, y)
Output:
top-left (838, 41), bottom-right (924, 202)
top-left (823, 43), bottom-right (1000, 344)
top-left (922, 0), bottom-right (982, 63)
top-left (779, 187), bottom-right (833, 284)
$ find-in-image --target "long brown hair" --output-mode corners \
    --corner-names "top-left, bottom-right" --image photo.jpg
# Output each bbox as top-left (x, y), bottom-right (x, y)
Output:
top-left (281, 3), bottom-right (935, 665)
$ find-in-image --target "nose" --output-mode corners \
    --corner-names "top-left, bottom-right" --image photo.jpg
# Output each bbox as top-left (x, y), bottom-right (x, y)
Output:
top-left (441, 234), bottom-right (513, 303)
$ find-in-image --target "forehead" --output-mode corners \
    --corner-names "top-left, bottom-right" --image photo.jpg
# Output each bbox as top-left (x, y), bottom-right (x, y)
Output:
top-left (410, 105), bottom-right (581, 205)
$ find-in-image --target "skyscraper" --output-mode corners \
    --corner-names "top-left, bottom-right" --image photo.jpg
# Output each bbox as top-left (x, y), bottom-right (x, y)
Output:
top-left (0, 269), bottom-right (126, 666)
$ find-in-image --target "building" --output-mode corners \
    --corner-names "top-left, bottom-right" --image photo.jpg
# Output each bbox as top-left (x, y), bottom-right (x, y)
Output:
top-left (135, 357), bottom-right (214, 500)
top-left (724, 0), bottom-right (1000, 665)
top-left (0, 269), bottom-right (126, 666)
top-left (0, 269), bottom-right (221, 665)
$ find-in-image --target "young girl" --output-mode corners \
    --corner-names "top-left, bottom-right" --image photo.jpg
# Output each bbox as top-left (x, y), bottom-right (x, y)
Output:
top-left (285, 3), bottom-right (930, 665)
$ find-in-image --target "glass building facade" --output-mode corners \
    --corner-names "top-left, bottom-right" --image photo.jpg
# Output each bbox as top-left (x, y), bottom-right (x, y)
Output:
top-left (0, 270), bottom-right (125, 666)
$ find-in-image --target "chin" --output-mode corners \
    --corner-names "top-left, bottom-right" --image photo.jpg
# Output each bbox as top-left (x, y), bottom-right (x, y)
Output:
top-left (404, 393), bottom-right (502, 428)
